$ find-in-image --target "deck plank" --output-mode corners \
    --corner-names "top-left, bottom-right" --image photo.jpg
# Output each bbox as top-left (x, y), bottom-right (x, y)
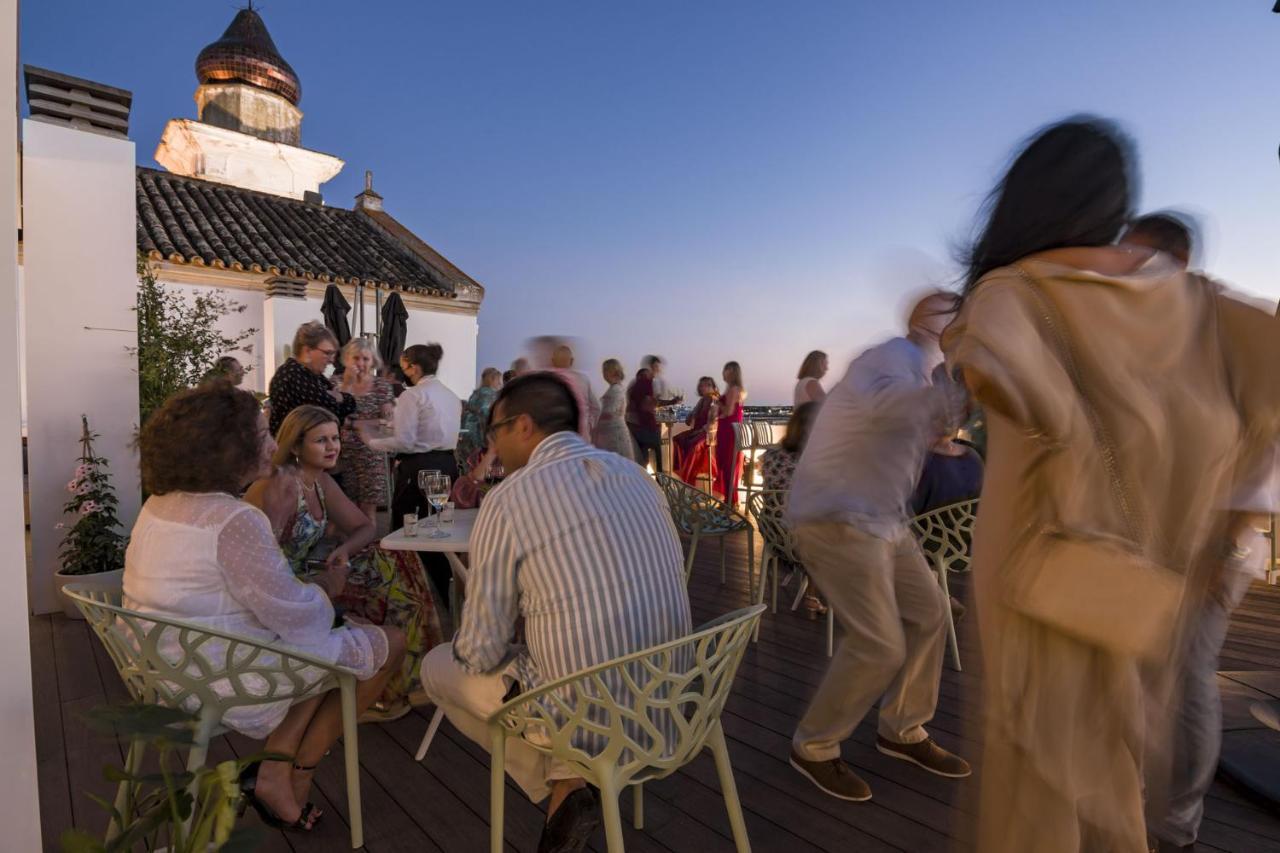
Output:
top-left (31, 529), bottom-right (1280, 851)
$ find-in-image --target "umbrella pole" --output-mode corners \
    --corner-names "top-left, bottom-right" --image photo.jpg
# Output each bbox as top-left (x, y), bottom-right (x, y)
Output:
top-left (375, 286), bottom-right (384, 343)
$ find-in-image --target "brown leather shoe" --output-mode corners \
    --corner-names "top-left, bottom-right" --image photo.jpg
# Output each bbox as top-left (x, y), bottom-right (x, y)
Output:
top-left (875, 736), bottom-right (971, 778)
top-left (789, 750), bottom-right (872, 801)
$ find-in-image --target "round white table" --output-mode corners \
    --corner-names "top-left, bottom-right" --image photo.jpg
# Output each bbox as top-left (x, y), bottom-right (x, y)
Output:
top-left (380, 508), bottom-right (479, 616)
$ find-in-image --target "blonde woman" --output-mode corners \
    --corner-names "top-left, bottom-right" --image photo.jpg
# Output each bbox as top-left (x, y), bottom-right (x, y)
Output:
top-left (794, 350), bottom-right (829, 405)
top-left (245, 405), bottom-right (443, 720)
top-left (593, 358), bottom-right (633, 458)
top-left (337, 338), bottom-right (394, 521)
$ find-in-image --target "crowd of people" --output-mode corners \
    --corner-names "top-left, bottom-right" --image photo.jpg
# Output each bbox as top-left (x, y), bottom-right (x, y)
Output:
top-left (114, 113), bottom-right (1280, 853)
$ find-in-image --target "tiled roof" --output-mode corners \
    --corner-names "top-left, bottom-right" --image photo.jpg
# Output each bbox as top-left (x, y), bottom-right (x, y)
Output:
top-left (135, 167), bottom-right (467, 296)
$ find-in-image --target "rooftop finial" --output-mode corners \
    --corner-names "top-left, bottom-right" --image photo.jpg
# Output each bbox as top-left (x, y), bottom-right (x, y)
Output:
top-left (365, 169), bottom-right (374, 192)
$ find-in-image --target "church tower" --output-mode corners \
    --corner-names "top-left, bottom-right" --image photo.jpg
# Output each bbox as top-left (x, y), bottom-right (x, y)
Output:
top-left (154, 5), bottom-right (343, 201)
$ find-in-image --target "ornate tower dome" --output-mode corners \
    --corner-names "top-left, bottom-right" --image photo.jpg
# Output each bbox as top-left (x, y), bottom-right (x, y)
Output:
top-left (195, 7), bottom-right (300, 105)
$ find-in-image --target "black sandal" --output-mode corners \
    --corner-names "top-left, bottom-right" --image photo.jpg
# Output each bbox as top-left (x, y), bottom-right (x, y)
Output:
top-left (238, 762), bottom-right (324, 831)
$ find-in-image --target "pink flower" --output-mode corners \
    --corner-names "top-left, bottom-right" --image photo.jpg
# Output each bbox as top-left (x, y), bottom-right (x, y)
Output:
top-left (66, 478), bottom-right (80, 493)
top-left (76, 481), bottom-right (92, 495)
top-left (54, 522), bottom-right (65, 530)
top-left (74, 464), bottom-right (90, 478)
top-left (80, 500), bottom-right (99, 515)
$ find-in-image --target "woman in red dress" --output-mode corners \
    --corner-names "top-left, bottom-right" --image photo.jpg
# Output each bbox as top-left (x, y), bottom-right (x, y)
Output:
top-left (713, 361), bottom-right (746, 505)
top-left (673, 377), bottom-right (719, 485)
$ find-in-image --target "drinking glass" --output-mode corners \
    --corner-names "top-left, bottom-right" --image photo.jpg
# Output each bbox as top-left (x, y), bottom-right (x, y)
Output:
top-left (416, 469), bottom-right (442, 534)
top-left (423, 473), bottom-right (452, 539)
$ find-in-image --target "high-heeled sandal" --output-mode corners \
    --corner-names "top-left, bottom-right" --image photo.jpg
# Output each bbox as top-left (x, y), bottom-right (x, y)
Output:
top-left (238, 761), bottom-right (323, 831)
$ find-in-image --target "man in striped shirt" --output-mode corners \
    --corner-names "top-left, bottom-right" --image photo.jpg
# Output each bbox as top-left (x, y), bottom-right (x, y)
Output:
top-left (420, 373), bottom-right (692, 853)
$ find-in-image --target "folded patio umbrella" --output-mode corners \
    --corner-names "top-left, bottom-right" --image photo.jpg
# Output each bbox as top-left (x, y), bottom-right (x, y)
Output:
top-left (320, 283), bottom-right (353, 348)
top-left (379, 291), bottom-right (408, 368)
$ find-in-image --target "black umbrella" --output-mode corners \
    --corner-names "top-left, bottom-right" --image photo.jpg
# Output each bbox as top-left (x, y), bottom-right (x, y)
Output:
top-left (320, 284), bottom-right (352, 348)
top-left (379, 291), bottom-right (408, 368)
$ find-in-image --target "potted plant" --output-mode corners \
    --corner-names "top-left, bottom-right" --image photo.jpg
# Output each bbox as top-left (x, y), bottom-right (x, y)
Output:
top-left (61, 703), bottom-right (264, 853)
top-left (54, 415), bottom-right (128, 618)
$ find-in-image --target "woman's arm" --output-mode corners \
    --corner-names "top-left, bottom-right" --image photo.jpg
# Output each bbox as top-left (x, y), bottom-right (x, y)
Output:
top-left (320, 472), bottom-right (377, 561)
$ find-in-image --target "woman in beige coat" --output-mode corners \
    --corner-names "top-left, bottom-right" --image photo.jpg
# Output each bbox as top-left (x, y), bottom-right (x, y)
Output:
top-left (943, 118), bottom-right (1280, 852)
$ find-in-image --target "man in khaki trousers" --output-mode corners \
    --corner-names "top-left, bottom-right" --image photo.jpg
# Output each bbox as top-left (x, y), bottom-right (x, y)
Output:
top-left (785, 292), bottom-right (971, 801)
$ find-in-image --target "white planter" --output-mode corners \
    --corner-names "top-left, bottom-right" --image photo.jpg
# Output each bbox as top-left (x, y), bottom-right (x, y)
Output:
top-left (54, 567), bottom-right (123, 619)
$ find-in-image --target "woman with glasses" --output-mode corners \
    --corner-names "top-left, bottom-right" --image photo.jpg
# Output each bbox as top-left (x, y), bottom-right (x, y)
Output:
top-left (267, 322), bottom-right (356, 436)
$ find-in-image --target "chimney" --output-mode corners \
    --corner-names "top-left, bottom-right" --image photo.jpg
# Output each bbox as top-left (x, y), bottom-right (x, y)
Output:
top-left (24, 66), bottom-right (132, 138)
top-left (354, 169), bottom-right (383, 212)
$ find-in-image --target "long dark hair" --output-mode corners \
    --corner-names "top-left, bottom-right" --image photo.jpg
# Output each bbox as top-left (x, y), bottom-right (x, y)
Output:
top-left (960, 116), bottom-right (1136, 298)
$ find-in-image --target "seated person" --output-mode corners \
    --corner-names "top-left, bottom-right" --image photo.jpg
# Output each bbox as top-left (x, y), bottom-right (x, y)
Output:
top-left (124, 384), bottom-right (406, 832)
top-left (245, 405), bottom-right (444, 720)
top-left (420, 374), bottom-right (693, 852)
top-left (673, 376), bottom-right (720, 485)
top-left (910, 426), bottom-right (984, 516)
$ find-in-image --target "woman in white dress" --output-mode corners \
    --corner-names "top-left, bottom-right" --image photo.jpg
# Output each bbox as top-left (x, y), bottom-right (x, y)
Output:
top-left (125, 384), bottom-right (406, 832)
top-left (593, 357), bottom-right (635, 459)
top-left (793, 350), bottom-right (828, 405)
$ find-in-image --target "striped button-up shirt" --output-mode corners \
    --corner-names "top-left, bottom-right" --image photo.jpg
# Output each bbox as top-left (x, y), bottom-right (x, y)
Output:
top-left (454, 431), bottom-right (692, 693)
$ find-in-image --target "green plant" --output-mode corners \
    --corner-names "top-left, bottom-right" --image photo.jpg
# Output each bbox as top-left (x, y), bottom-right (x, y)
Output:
top-left (61, 704), bottom-right (265, 853)
top-left (58, 416), bottom-right (127, 576)
top-left (131, 256), bottom-right (257, 426)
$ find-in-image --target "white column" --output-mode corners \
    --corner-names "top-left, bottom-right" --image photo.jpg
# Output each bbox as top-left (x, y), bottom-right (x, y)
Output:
top-left (1, 0), bottom-right (45, 846)
top-left (22, 118), bottom-right (140, 614)
top-left (263, 289), bottom-right (320, 378)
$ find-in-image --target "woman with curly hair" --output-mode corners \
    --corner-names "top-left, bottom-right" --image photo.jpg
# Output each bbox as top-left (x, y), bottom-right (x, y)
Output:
top-left (124, 384), bottom-right (405, 832)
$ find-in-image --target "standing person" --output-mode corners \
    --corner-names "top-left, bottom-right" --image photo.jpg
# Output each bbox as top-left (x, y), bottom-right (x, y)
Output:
top-left (550, 343), bottom-right (601, 438)
top-left (458, 367), bottom-right (503, 467)
top-left (713, 362), bottom-right (746, 506)
top-left (419, 373), bottom-right (692, 852)
top-left (358, 344), bottom-right (461, 529)
top-left (627, 367), bottom-right (664, 473)
top-left (943, 118), bottom-right (1280, 853)
top-left (642, 354), bottom-right (682, 406)
top-left (268, 322), bottom-right (356, 435)
top-left (673, 377), bottom-right (719, 486)
top-left (202, 355), bottom-right (246, 388)
top-left (794, 351), bottom-right (829, 405)
top-left (510, 356), bottom-right (530, 377)
top-left (336, 339), bottom-right (395, 521)
top-left (594, 358), bottom-right (634, 459)
top-left (786, 292), bottom-right (969, 803)
top-left (1121, 212), bottom-right (1276, 853)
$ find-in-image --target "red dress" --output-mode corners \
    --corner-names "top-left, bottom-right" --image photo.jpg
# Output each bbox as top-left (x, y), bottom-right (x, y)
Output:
top-left (673, 397), bottom-right (717, 486)
top-left (714, 399), bottom-right (744, 505)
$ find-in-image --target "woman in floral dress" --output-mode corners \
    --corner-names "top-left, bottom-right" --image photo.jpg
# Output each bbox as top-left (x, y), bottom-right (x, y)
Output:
top-left (337, 339), bottom-right (395, 521)
top-left (246, 405), bottom-right (443, 719)
top-left (593, 358), bottom-right (634, 459)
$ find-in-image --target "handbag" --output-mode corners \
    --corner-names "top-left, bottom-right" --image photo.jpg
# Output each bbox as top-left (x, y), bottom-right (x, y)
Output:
top-left (1003, 265), bottom-right (1185, 662)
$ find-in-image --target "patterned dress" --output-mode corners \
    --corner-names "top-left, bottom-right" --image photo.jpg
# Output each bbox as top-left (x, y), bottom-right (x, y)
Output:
top-left (457, 385), bottom-right (498, 469)
top-left (593, 382), bottom-right (634, 459)
top-left (339, 377), bottom-right (395, 506)
top-left (280, 480), bottom-right (442, 704)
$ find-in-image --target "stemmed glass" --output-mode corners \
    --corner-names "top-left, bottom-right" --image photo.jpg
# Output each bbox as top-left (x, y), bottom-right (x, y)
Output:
top-left (420, 472), bottom-right (452, 539)
top-left (415, 469), bottom-right (441, 534)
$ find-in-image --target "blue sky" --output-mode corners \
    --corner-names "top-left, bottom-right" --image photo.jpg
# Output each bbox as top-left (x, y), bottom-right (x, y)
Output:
top-left (22, 1), bottom-right (1280, 403)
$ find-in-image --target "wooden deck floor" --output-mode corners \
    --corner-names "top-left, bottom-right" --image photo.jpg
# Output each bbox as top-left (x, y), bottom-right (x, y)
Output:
top-left (31, 533), bottom-right (1280, 852)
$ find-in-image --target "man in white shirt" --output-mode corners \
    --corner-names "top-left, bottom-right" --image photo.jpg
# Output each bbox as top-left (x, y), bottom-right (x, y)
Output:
top-left (786, 292), bottom-right (971, 802)
top-left (420, 372), bottom-right (691, 853)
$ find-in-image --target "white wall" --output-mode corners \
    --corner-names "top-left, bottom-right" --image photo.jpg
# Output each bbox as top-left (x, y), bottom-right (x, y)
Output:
top-left (403, 307), bottom-right (478, 399)
top-left (2, 0), bottom-right (46, 844)
top-left (23, 118), bottom-right (140, 614)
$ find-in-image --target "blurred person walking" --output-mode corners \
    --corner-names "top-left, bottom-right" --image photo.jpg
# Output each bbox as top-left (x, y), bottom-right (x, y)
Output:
top-left (786, 293), bottom-right (970, 802)
top-left (944, 118), bottom-right (1280, 853)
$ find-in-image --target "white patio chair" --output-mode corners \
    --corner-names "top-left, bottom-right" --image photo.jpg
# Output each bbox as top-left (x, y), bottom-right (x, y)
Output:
top-left (63, 583), bottom-right (368, 849)
top-left (748, 490), bottom-right (833, 655)
top-left (655, 472), bottom-right (754, 591)
top-left (419, 604), bottom-right (765, 852)
top-left (908, 499), bottom-right (978, 671)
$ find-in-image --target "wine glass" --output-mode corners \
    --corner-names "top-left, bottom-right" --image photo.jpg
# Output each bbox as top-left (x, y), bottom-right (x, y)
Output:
top-left (415, 469), bottom-right (442, 533)
top-left (423, 472), bottom-right (452, 539)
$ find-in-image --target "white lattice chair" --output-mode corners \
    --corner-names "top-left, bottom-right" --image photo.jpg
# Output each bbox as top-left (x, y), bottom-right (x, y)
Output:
top-left (63, 583), bottom-right (368, 849)
top-left (475, 604), bottom-right (765, 852)
top-left (655, 472), bottom-right (754, 590)
top-left (731, 420), bottom-right (778, 512)
top-left (908, 499), bottom-right (978, 671)
top-left (747, 490), bottom-right (833, 655)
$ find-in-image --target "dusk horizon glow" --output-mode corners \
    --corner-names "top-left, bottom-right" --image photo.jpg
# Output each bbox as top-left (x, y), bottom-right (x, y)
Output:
top-left (22, 1), bottom-right (1280, 404)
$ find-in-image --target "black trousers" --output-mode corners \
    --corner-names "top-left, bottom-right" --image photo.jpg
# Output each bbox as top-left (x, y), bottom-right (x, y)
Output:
top-left (630, 426), bottom-right (664, 473)
top-left (391, 450), bottom-right (460, 606)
